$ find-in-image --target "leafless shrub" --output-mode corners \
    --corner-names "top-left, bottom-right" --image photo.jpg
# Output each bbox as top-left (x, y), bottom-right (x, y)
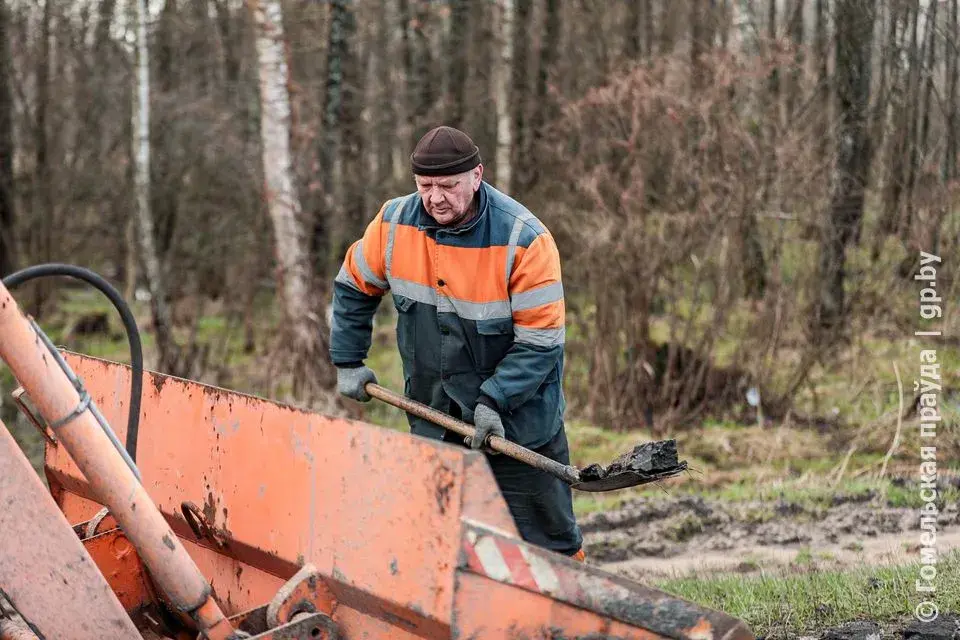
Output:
top-left (538, 51), bottom-right (830, 433)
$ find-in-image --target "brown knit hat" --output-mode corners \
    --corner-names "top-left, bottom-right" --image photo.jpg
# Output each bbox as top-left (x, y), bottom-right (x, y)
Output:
top-left (411, 126), bottom-right (481, 176)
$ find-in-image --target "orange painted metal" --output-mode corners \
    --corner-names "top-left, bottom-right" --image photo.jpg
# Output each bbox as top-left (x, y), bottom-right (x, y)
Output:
top-left (0, 282), bottom-right (233, 639)
top-left (43, 353), bottom-right (756, 640)
top-left (458, 522), bottom-right (754, 640)
top-left (81, 527), bottom-right (155, 612)
top-left (0, 417), bottom-right (139, 639)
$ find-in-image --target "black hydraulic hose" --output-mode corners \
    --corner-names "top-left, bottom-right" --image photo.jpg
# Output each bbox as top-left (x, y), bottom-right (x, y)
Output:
top-left (2, 264), bottom-right (143, 462)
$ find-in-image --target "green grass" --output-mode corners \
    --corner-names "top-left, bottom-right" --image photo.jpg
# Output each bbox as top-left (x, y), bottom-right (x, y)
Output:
top-left (656, 550), bottom-right (960, 638)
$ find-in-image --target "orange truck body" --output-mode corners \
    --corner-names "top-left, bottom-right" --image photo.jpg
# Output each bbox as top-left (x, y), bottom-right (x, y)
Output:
top-left (0, 281), bottom-right (755, 640)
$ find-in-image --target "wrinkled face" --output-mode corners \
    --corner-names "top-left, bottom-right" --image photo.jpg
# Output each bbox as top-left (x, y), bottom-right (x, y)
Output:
top-left (415, 165), bottom-right (484, 226)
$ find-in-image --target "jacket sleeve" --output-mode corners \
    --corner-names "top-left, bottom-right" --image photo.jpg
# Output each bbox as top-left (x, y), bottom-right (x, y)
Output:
top-left (329, 205), bottom-right (390, 366)
top-left (478, 231), bottom-right (565, 413)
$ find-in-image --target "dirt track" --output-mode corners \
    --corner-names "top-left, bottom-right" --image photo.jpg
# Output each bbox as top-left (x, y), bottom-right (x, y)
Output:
top-left (581, 490), bottom-right (960, 580)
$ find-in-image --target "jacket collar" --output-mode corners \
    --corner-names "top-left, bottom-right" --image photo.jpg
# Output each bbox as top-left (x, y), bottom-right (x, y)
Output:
top-left (415, 181), bottom-right (490, 235)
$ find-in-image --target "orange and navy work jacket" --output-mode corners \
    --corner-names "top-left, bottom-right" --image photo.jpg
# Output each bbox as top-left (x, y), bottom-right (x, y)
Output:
top-left (330, 181), bottom-right (566, 448)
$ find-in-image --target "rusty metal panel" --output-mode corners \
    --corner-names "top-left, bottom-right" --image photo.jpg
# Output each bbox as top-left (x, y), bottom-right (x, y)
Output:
top-left (458, 523), bottom-right (755, 640)
top-left (0, 418), bottom-right (139, 639)
top-left (178, 537), bottom-right (284, 616)
top-left (82, 528), bottom-right (155, 612)
top-left (453, 570), bottom-right (664, 640)
top-left (460, 453), bottom-right (521, 536)
top-left (54, 490), bottom-right (285, 618)
top-left (48, 354), bottom-right (756, 640)
top-left (52, 480), bottom-right (105, 521)
top-left (58, 355), bottom-right (467, 627)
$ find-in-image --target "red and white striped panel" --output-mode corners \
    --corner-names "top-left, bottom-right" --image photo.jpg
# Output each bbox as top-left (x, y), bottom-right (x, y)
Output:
top-left (457, 523), bottom-right (747, 640)
top-left (461, 526), bottom-right (585, 601)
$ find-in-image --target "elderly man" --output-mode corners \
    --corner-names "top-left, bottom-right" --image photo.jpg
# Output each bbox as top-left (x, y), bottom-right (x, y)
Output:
top-left (330, 125), bottom-right (583, 559)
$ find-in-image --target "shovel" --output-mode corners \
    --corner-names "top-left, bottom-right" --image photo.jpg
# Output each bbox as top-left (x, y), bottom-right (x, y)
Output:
top-left (365, 383), bottom-right (687, 493)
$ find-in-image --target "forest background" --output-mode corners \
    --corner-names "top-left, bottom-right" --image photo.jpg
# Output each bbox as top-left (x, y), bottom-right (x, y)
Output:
top-left (0, 0), bottom-right (958, 634)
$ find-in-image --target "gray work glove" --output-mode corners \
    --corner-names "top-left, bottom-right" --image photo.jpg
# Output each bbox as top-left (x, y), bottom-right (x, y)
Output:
top-left (336, 365), bottom-right (377, 402)
top-left (471, 403), bottom-right (505, 450)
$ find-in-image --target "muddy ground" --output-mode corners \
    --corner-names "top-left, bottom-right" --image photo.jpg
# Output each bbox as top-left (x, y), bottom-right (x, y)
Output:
top-left (581, 482), bottom-right (960, 639)
top-left (583, 487), bottom-right (959, 578)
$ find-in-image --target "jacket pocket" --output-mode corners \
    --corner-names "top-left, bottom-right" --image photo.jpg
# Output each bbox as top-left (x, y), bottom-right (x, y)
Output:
top-left (475, 317), bottom-right (514, 372)
top-left (394, 295), bottom-right (417, 364)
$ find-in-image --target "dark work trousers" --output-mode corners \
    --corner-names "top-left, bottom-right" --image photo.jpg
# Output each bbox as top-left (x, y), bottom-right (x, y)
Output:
top-left (446, 404), bottom-right (583, 556)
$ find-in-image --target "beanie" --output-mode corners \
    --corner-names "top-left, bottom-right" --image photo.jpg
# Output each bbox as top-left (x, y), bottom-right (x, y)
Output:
top-left (410, 126), bottom-right (481, 176)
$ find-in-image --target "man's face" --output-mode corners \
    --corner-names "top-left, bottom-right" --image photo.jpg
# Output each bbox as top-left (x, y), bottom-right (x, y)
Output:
top-left (415, 166), bottom-right (483, 226)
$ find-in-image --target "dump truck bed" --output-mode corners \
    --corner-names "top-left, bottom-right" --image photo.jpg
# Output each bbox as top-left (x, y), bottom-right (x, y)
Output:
top-left (0, 293), bottom-right (755, 640)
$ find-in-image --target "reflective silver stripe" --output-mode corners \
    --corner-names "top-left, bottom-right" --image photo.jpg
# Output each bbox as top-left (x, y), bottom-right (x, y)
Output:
top-left (354, 240), bottom-right (389, 289)
top-left (446, 297), bottom-right (511, 321)
top-left (385, 202), bottom-right (400, 280)
top-left (514, 325), bottom-right (565, 347)
top-left (437, 296), bottom-right (455, 314)
top-left (391, 277), bottom-right (512, 321)
top-left (335, 264), bottom-right (363, 292)
top-left (511, 282), bottom-right (563, 312)
top-left (391, 278), bottom-right (437, 305)
top-left (504, 217), bottom-right (525, 288)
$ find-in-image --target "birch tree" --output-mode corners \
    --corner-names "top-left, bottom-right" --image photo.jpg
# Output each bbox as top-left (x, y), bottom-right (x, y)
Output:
top-left (133, 0), bottom-right (179, 373)
top-left (493, 0), bottom-right (514, 193)
top-left (251, 0), bottom-right (334, 396)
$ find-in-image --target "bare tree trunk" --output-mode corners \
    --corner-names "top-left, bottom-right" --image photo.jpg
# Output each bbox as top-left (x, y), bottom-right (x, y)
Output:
top-left (767, 0), bottom-right (779, 122)
top-left (511, 0), bottom-right (531, 189)
top-left (660, 0), bottom-right (678, 53)
top-left (720, 0), bottom-right (732, 49)
top-left (626, 0), bottom-right (642, 59)
top-left (868, 1), bottom-right (896, 179)
top-left (445, 0), bottom-right (469, 125)
top-left (329, 0), bottom-right (361, 270)
top-left (786, 0), bottom-right (804, 121)
top-left (342, 2), bottom-right (364, 245)
top-left (879, 3), bottom-right (908, 243)
top-left (251, 0), bottom-right (334, 396)
top-left (644, 0), bottom-right (655, 57)
top-left (918, 0), bottom-right (938, 169)
top-left (153, 0), bottom-right (180, 268)
top-left (388, 0), bottom-right (409, 185)
top-left (948, 0), bottom-right (959, 182)
top-left (134, 0), bottom-right (179, 373)
top-left (691, 0), bottom-right (707, 93)
top-left (365, 5), bottom-right (383, 207)
top-left (902, 0), bottom-right (922, 240)
top-left (313, 0), bottom-right (352, 272)
top-left (817, 0), bottom-right (875, 334)
top-left (29, 0), bottom-right (52, 315)
top-left (528, 0), bottom-right (560, 191)
top-left (0, 0), bottom-right (14, 277)
top-left (407, 0), bottom-right (433, 133)
top-left (815, 0), bottom-right (830, 162)
top-left (493, 0), bottom-right (513, 193)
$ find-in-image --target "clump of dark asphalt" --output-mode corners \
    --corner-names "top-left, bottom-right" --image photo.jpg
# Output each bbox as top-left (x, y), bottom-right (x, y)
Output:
top-left (580, 439), bottom-right (687, 482)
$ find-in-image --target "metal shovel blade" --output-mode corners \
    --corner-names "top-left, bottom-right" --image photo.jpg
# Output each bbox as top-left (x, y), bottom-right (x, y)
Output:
top-left (571, 440), bottom-right (688, 492)
top-left (572, 463), bottom-right (689, 492)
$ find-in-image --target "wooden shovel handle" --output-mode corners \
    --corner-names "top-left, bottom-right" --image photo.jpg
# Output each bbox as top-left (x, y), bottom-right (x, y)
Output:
top-left (365, 383), bottom-right (581, 485)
